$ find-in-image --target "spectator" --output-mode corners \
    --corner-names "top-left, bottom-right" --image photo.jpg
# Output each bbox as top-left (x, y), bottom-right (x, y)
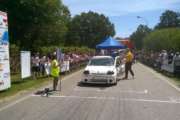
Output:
top-left (39, 56), bottom-right (46, 76)
top-left (44, 57), bottom-right (51, 76)
top-left (31, 54), bottom-right (40, 78)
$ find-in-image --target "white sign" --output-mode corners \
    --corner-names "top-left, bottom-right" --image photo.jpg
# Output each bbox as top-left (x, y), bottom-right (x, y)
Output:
top-left (60, 61), bottom-right (70, 73)
top-left (21, 51), bottom-right (31, 79)
top-left (0, 11), bottom-right (11, 91)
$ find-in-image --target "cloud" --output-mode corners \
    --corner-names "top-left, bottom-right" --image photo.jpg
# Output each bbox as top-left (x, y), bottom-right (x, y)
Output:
top-left (63, 0), bottom-right (180, 16)
top-left (62, 0), bottom-right (180, 37)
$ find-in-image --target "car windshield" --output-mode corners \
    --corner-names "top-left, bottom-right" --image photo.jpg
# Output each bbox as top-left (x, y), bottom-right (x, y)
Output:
top-left (89, 57), bottom-right (114, 66)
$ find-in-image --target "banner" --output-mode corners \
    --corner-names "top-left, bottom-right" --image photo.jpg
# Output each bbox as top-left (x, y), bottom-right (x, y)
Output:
top-left (60, 61), bottom-right (70, 73)
top-left (0, 11), bottom-right (11, 91)
top-left (21, 51), bottom-right (31, 79)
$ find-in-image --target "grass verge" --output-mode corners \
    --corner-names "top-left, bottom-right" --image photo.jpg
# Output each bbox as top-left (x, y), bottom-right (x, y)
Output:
top-left (0, 75), bottom-right (51, 99)
top-left (141, 62), bottom-right (180, 88)
top-left (171, 77), bottom-right (180, 88)
top-left (0, 65), bottom-right (85, 99)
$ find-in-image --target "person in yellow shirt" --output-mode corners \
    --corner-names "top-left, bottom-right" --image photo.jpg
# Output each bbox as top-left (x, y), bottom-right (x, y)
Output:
top-left (51, 55), bottom-right (60, 91)
top-left (123, 48), bottom-right (134, 79)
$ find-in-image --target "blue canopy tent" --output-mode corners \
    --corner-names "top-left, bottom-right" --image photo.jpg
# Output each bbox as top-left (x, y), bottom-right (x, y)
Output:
top-left (96, 37), bottom-right (126, 49)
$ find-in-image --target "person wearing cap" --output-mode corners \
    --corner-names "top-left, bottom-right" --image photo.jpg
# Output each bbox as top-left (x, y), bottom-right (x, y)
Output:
top-left (123, 48), bottom-right (134, 79)
top-left (51, 55), bottom-right (60, 91)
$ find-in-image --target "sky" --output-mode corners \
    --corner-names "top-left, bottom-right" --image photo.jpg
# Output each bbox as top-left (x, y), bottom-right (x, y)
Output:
top-left (63, 0), bottom-right (180, 38)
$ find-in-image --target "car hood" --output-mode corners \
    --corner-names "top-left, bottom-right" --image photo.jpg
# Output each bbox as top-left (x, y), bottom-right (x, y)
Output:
top-left (85, 66), bottom-right (115, 74)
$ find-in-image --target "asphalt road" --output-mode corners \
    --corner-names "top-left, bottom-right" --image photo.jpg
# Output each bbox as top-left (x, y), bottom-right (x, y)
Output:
top-left (0, 63), bottom-right (180, 120)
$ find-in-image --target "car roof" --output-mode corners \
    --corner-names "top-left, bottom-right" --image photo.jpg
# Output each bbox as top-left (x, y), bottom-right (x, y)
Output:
top-left (92, 56), bottom-right (113, 59)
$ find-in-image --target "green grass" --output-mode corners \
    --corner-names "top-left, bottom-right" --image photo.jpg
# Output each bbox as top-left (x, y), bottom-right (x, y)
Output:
top-left (172, 77), bottom-right (180, 87)
top-left (155, 70), bottom-right (180, 88)
top-left (159, 71), bottom-right (180, 88)
top-left (0, 65), bottom-right (85, 99)
top-left (0, 75), bottom-right (52, 99)
top-left (140, 62), bottom-right (180, 88)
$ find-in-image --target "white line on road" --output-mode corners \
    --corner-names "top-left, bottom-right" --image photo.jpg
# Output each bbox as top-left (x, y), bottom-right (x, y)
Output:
top-left (122, 98), bottom-right (180, 104)
top-left (74, 87), bottom-right (148, 94)
top-left (139, 63), bottom-right (180, 92)
top-left (31, 94), bottom-right (116, 100)
top-left (32, 95), bottom-right (180, 104)
top-left (0, 70), bottom-right (83, 112)
top-left (0, 95), bottom-right (31, 112)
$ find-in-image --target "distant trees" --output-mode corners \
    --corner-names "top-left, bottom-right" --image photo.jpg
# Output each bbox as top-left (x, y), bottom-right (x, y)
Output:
top-left (130, 25), bottom-right (151, 50)
top-left (143, 28), bottom-right (180, 51)
top-left (143, 10), bottom-right (180, 51)
top-left (130, 10), bottom-right (180, 51)
top-left (0, 0), bottom-right (71, 50)
top-left (66, 11), bottom-right (115, 48)
top-left (0, 1), bottom-right (115, 50)
top-left (155, 10), bottom-right (180, 29)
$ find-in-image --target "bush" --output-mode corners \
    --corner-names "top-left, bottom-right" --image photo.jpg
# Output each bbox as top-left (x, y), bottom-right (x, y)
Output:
top-left (38, 46), bottom-right (95, 55)
top-left (143, 28), bottom-right (180, 51)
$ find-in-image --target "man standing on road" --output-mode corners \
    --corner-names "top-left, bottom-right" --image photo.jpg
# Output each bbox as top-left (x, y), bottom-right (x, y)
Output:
top-left (123, 48), bottom-right (134, 79)
top-left (51, 54), bottom-right (60, 91)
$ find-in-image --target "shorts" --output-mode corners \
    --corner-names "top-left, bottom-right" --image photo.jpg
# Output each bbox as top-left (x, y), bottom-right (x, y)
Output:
top-left (32, 66), bottom-right (39, 72)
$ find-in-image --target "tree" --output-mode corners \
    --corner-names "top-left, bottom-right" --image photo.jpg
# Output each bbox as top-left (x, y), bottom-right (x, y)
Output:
top-left (155, 10), bottom-right (180, 29)
top-left (66, 11), bottom-right (115, 48)
top-left (143, 28), bottom-right (180, 51)
top-left (130, 24), bottom-right (151, 50)
top-left (0, 0), bottom-right (70, 50)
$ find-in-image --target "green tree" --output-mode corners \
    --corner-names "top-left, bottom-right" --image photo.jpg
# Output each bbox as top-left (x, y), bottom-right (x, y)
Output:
top-left (130, 24), bottom-right (151, 50)
top-left (155, 10), bottom-right (180, 29)
top-left (0, 0), bottom-right (70, 50)
top-left (66, 11), bottom-right (115, 48)
top-left (144, 28), bottom-right (180, 51)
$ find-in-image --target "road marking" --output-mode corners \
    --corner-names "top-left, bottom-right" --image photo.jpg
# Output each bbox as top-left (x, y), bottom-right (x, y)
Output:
top-left (0, 95), bottom-right (31, 112)
top-left (169, 97), bottom-right (180, 102)
top-left (32, 95), bottom-right (180, 104)
top-left (0, 70), bottom-right (83, 112)
top-left (32, 94), bottom-right (115, 100)
top-left (122, 98), bottom-right (180, 104)
top-left (74, 87), bottom-right (148, 94)
top-left (139, 63), bottom-right (180, 92)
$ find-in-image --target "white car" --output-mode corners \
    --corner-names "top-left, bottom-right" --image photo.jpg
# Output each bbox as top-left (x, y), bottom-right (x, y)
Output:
top-left (81, 56), bottom-right (122, 85)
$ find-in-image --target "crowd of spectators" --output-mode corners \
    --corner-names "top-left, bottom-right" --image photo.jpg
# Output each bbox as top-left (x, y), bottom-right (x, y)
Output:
top-left (138, 50), bottom-right (180, 75)
top-left (31, 52), bottom-right (93, 78)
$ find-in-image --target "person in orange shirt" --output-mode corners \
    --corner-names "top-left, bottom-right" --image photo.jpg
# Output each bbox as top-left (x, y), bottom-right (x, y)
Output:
top-left (123, 48), bottom-right (134, 79)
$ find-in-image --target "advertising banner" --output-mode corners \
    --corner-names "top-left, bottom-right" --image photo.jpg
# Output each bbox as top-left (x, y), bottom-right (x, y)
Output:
top-left (21, 51), bottom-right (31, 79)
top-left (0, 11), bottom-right (11, 91)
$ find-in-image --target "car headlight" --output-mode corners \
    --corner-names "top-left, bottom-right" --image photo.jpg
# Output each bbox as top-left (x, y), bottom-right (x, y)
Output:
top-left (107, 71), bottom-right (114, 75)
top-left (83, 70), bottom-right (90, 75)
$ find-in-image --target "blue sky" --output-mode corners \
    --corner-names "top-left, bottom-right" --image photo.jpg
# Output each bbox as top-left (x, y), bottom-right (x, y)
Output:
top-left (63, 0), bottom-right (180, 37)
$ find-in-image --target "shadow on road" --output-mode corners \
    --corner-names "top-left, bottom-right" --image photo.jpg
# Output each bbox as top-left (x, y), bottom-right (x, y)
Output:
top-left (77, 82), bottom-right (113, 90)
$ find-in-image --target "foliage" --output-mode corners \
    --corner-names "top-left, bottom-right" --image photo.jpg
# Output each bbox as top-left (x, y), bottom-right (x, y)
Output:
top-left (130, 24), bottom-right (151, 50)
top-left (10, 44), bottom-right (20, 73)
top-left (0, 0), bottom-right (71, 50)
top-left (66, 11), bottom-right (115, 48)
top-left (38, 46), bottom-right (95, 55)
top-left (155, 10), bottom-right (180, 29)
top-left (143, 28), bottom-right (180, 51)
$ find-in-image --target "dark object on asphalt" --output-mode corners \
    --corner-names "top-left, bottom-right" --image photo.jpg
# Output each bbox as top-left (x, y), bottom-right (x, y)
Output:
top-left (35, 88), bottom-right (53, 97)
